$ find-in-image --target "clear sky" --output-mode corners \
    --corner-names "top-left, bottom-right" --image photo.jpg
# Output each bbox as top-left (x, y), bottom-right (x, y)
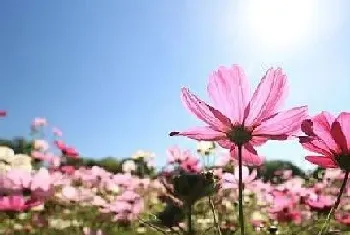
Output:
top-left (1, 0), bottom-right (349, 170)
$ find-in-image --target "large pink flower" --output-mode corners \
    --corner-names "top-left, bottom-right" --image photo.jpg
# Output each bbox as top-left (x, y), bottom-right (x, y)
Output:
top-left (170, 65), bottom-right (307, 165)
top-left (299, 112), bottom-right (350, 171)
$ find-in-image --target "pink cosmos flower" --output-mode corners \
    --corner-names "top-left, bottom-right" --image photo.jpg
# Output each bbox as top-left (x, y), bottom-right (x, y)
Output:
top-left (299, 112), bottom-right (350, 171)
top-left (306, 194), bottom-right (334, 212)
top-left (31, 151), bottom-right (46, 161)
top-left (166, 146), bottom-right (189, 164)
top-left (166, 146), bottom-right (201, 172)
top-left (0, 110), bottom-right (6, 117)
top-left (221, 166), bottom-right (257, 189)
top-left (55, 140), bottom-right (79, 158)
top-left (32, 117), bottom-right (47, 127)
top-left (269, 193), bottom-right (301, 224)
top-left (170, 65), bottom-right (307, 165)
top-left (0, 195), bottom-right (42, 212)
top-left (52, 127), bottom-right (63, 136)
top-left (60, 166), bottom-right (76, 175)
top-left (336, 212), bottom-right (350, 226)
top-left (180, 155), bottom-right (201, 173)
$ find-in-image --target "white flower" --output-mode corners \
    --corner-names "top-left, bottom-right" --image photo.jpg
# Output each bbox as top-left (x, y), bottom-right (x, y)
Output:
top-left (33, 139), bottom-right (49, 151)
top-left (0, 162), bottom-right (10, 174)
top-left (0, 146), bottom-right (15, 163)
top-left (196, 141), bottom-right (215, 155)
top-left (132, 150), bottom-right (155, 160)
top-left (31, 204), bottom-right (45, 211)
top-left (136, 226), bottom-right (147, 234)
top-left (11, 154), bottom-right (32, 172)
top-left (122, 160), bottom-right (136, 173)
top-left (13, 223), bottom-right (23, 230)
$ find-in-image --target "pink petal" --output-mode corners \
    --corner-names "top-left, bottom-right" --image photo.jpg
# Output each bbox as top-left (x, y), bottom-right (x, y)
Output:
top-left (250, 135), bottom-right (269, 147)
top-left (207, 65), bottom-right (249, 123)
top-left (299, 136), bottom-right (334, 156)
top-left (181, 88), bottom-right (231, 132)
top-left (253, 106), bottom-right (308, 137)
top-left (217, 140), bottom-right (234, 149)
top-left (244, 68), bottom-right (287, 126)
top-left (305, 156), bottom-right (338, 168)
top-left (170, 127), bottom-right (227, 141)
top-left (310, 112), bottom-right (339, 152)
top-left (332, 112), bottom-right (350, 152)
top-left (230, 144), bottom-right (263, 166)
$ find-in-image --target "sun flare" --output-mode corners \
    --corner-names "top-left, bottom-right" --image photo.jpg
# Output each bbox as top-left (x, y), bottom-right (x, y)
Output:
top-left (239, 0), bottom-right (318, 51)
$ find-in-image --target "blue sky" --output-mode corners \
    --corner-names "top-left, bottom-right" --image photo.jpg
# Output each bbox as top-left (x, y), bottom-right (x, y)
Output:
top-left (1, 1), bottom-right (349, 170)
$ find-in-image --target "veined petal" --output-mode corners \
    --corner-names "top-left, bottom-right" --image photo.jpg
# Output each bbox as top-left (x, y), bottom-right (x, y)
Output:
top-left (181, 88), bottom-right (231, 132)
top-left (309, 112), bottom-right (339, 152)
top-left (250, 135), bottom-right (269, 147)
top-left (244, 68), bottom-right (288, 126)
top-left (253, 106), bottom-right (308, 137)
top-left (207, 65), bottom-right (249, 123)
top-left (230, 144), bottom-right (263, 166)
top-left (299, 136), bottom-right (334, 156)
top-left (332, 112), bottom-right (350, 152)
top-left (169, 127), bottom-right (226, 141)
top-left (305, 156), bottom-right (338, 168)
top-left (217, 140), bottom-right (234, 149)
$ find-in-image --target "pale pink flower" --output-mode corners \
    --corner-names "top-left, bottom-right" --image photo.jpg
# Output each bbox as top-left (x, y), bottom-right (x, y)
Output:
top-left (306, 194), bottom-right (334, 212)
top-left (31, 168), bottom-right (52, 197)
top-left (32, 117), bottom-right (47, 127)
top-left (166, 146), bottom-right (189, 164)
top-left (269, 193), bottom-right (301, 224)
top-left (221, 166), bottom-right (257, 189)
top-left (83, 227), bottom-right (103, 235)
top-left (180, 155), bottom-right (201, 173)
top-left (170, 65), bottom-right (307, 166)
top-left (33, 140), bottom-right (49, 151)
top-left (52, 127), bottom-right (63, 136)
top-left (31, 151), bottom-right (46, 161)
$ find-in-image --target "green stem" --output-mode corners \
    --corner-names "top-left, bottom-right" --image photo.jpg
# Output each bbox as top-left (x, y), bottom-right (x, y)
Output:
top-left (208, 197), bottom-right (222, 235)
top-left (237, 144), bottom-right (244, 235)
top-left (187, 204), bottom-right (193, 235)
top-left (318, 171), bottom-right (349, 235)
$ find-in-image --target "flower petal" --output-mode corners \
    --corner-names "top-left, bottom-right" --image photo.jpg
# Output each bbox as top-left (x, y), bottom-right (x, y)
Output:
top-left (305, 156), bottom-right (338, 168)
top-left (331, 112), bottom-right (350, 152)
top-left (309, 112), bottom-right (339, 152)
top-left (169, 127), bottom-right (226, 141)
top-left (253, 106), bottom-right (308, 137)
top-left (217, 140), bottom-right (234, 149)
top-left (207, 65), bottom-right (249, 123)
top-left (181, 88), bottom-right (231, 132)
top-left (244, 68), bottom-right (288, 126)
top-left (230, 144), bottom-right (263, 166)
top-left (299, 136), bottom-right (334, 156)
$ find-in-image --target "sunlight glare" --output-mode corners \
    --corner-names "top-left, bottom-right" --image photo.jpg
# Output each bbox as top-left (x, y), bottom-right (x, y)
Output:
top-left (241, 0), bottom-right (318, 51)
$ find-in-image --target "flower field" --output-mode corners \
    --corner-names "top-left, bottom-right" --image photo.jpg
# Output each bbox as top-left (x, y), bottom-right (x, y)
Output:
top-left (1, 65), bottom-right (350, 235)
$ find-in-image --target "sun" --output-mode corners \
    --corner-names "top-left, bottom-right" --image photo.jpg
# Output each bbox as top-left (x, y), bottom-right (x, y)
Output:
top-left (238, 0), bottom-right (318, 51)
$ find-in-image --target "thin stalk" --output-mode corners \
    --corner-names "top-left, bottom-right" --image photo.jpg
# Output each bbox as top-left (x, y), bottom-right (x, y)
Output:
top-left (208, 197), bottom-right (222, 235)
top-left (237, 144), bottom-right (244, 235)
top-left (318, 171), bottom-right (349, 235)
top-left (187, 204), bottom-right (193, 235)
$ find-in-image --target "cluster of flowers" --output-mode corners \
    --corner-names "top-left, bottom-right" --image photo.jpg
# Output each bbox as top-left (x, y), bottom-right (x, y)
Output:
top-left (1, 64), bottom-right (350, 235)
